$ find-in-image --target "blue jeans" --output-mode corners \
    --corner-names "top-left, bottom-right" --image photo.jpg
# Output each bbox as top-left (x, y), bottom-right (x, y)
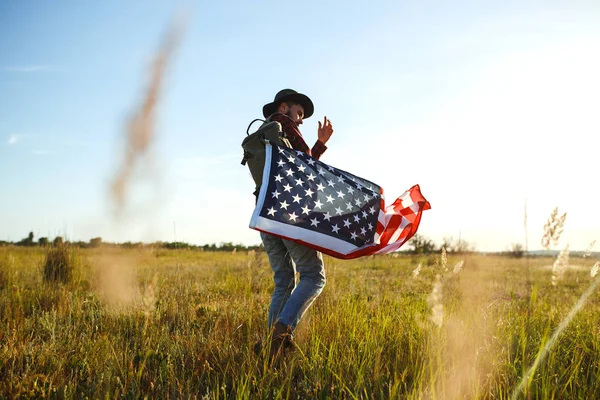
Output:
top-left (260, 232), bottom-right (326, 331)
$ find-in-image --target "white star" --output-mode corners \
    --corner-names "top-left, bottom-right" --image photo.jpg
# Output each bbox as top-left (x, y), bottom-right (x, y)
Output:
top-left (336, 190), bottom-right (345, 199)
top-left (318, 168), bottom-right (326, 176)
top-left (331, 224), bottom-right (340, 233)
top-left (288, 212), bottom-right (298, 222)
top-left (279, 200), bottom-right (289, 210)
top-left (304, 188), bottom-right (314, 197)
top-left (361, 211), bottom-right (368, 219)
top-left (277, 159), bottom-right (285, 167)
top-left (328, 165), bottom-right (335, 171)
top-left (363, 194), bottom-right (370, 202)
top-left (297, 164), bottom-right (306, 173)
top-left (274, 174), bottom-right (283, 183)
top-left (272, 190), bottom-right (280, 199)
top-left (295, 178), bottom-right (304, 186)
top-left (287, 155), bottom-right (295, 163)
top-left (283, 184), bottom-right (293, 192)
top-left (314, 199), bottom-right (323, 209)
top-left (306, 173), bottom-right (316, 181)
top-left (360, 227), bottom-right (367, 235)
top-left (346, 202), bottom-right (353, 211)
top-left (307, 159), bottom-right (316, 166)
top-left (368, 223), bottom-right (374, 230)
top-left (347, 186), bottom-right (355, 194)
top-left (356, 183), bottom-right (363, 190)
top-left (370, 188), bottom-right (378, 195)
top-left (301, 204), bottom-right (311, 215)
top-left (353, 214), bottom-right (361, 223)
top-left (285, 168), bottom-right (294, 177)
top-left (295, 150), bottom-right (304, 156)
top-left (337, 175), bottom-right (344, 183)
top-left (310, 217), bottom-right (320, 227)
top-left (343, 219), bottom-right (351, 228)
top-left (369, 206), bottom-right (376, 215)
top-left (323, 212), bottom-right (332, 221)
top-left (267, 207), bottom-right (276, 216)
top-left (367, 185), bottom-right (373, 191)
top-left (325, 194), bottom-right (335, 203)
top-left (278, 147), bottom-right (285, 154)
top-left (316, 183), bottom-right (325, 191)
top-left (354, 198), bottom-right (362, 206)
top-left (335, 206), bottom-right (343, 215)
top-left (292, 194), bottom-right (302, 203)
top-left (327, 180), bottom-right (335, 187)
top-left (350, 231), bottom-right (358, 240)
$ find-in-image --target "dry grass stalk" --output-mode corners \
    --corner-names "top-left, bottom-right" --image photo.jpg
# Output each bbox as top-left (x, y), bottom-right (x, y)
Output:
top-left (541, 207), bottom-right (567, 250)
top-left (551, 245), bottom-right (569, 286)
top-left (412, 263), bottom-right (422, 278)
top-left (453, 260), bottom-right (464, 274)
top-left (591, 262), bottom-right (599, 278)
top-left (441, 247), bottom-right (447, 272)
top-left (584, 240), bottom-right (596, 258)
top-left (110, 20), bottom-right (184, 213)
top-left (141, 274), bottom-right (158, 317)
top-left (428, 274), bottom-right (444, 327)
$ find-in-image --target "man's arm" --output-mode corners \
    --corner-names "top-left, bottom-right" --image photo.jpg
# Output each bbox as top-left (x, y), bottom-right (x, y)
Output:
top-left (312, 116), bottom-right (334, 160)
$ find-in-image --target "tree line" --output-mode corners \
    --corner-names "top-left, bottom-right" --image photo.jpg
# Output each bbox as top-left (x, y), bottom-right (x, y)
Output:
top-left (1, 231), bottom-right (533, 257)
top-left (0, 232), bottom-right (263, 252)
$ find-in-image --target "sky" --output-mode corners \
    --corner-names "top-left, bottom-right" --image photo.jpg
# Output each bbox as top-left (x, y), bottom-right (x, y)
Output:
top-left (1, 0), bottom-right (599, 252)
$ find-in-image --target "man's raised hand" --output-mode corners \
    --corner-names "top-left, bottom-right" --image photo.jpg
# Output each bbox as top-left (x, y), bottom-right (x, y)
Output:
top-left (318, 116), bottom-right (334, 144)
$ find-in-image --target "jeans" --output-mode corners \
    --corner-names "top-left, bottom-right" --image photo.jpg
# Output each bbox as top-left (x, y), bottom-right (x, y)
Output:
top-left (260, 232), bottom-right (326, 331)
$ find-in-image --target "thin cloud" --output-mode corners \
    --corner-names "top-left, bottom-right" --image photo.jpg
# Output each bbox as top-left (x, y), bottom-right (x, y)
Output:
top-left (7, 135), bottom-right (18, 145)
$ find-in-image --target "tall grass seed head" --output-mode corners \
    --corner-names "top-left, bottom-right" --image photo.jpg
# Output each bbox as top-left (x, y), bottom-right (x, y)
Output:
top-left (591, 262), bottom-right (599, 278)
top-left (453, 260), bottom-right (464, 274)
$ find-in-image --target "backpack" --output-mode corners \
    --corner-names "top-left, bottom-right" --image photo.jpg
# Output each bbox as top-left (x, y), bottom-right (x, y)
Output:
top-left (241, 117), bottom-right (292, 193)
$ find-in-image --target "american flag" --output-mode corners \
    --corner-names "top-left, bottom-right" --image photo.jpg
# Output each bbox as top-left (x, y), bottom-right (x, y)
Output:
top-left (249, 143), bottom-right (431, 259)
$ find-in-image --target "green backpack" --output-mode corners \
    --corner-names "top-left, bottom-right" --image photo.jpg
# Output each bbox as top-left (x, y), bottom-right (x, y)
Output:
top-left (241, 117), bottom-right (292, 193)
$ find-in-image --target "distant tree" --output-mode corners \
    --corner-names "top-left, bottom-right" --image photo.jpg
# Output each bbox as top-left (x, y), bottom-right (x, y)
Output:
top-left (16, 231), bottom-right (35, 247)
top-left (441, 236), bottom-right (475, 254)
top-left (219, 242), bottom-right (235, 252)
top-left (38, 237), bottom-right (49, 246)
top-left (53, 236), bottom-right (64, 247)
top-left (508, 243), bottom-right (525, 258)
top-left (89, 237), bottom-right (102, 248)
top-left (407, 234), bottom-right (437, 254)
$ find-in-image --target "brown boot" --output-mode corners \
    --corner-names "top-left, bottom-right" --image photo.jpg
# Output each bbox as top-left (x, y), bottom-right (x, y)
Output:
top-left (269, 321), bottom-right (292, 362)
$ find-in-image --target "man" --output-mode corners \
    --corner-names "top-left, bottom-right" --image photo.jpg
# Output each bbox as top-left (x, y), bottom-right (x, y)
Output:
top-left (258, 89), bottom-right (334, 360)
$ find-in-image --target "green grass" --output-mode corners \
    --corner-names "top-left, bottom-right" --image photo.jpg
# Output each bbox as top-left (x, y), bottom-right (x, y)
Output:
top-left (1, 246), bottom-right (599, 398)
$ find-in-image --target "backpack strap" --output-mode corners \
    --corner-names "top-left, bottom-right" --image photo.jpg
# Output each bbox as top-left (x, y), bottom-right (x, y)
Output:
top-left (246, 118), bottom-right (266, 136)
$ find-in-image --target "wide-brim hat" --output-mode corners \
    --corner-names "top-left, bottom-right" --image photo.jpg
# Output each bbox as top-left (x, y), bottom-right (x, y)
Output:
top-left (262, 89), bottom-right (314, 119)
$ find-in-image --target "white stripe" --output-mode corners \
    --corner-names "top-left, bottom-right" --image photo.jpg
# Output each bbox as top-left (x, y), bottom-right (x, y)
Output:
top-left (251, 216), bottom-right (368, 255)
top-left (375, 235), bottom-right (410, 254)
top-left (249, 143), bottom-right (274, 227)
top-left (387, 218), bottom-right (410, 244)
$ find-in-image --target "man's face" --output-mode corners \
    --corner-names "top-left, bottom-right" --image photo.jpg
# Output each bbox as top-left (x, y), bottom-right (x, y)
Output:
top-left (282, 103), bottom-right (305, 125)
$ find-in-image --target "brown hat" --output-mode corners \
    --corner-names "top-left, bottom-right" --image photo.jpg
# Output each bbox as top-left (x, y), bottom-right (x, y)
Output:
top-left (262, 89), bottom-right (314, 119)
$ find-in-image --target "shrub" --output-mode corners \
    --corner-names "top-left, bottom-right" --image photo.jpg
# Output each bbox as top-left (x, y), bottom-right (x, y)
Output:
top-left (43, 244), bottom-right (75, 284)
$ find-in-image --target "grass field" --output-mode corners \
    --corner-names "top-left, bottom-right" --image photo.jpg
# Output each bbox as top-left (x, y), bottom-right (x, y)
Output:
top-left (1, 246), bottom-right (599, 398)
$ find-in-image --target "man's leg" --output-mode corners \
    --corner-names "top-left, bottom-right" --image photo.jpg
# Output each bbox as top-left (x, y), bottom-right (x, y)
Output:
top-left (276, 240), bottom-right (326, 331)
top-left (260, 232), bottom-right (296, 328)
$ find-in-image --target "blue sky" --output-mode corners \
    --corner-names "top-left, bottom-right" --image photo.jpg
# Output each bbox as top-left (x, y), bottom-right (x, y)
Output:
top-left (1, 0), bottom-right (599, 251)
